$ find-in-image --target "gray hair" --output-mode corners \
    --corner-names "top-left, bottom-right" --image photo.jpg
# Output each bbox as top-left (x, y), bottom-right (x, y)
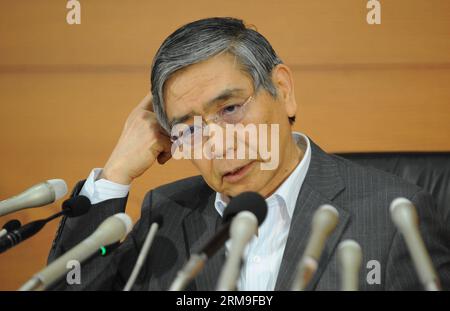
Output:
top-left (150, 17), bottom-right (284, 134)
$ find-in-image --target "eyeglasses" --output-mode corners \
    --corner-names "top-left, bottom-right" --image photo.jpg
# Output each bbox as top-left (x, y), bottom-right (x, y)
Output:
top-left (170, 95), bottom-right (255, 147)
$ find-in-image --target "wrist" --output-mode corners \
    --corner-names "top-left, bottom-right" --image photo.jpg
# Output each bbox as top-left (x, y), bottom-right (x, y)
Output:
top-left (100, 166), bottom-right (132, 185)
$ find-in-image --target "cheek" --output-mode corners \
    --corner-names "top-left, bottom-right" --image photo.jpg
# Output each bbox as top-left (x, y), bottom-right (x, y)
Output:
top-left (248, 104), bottom-right (271, 124)
top-left (191, 159), bottom-right (217, 180)
top-left (246, 97), bottom-right (284, 126)
top-left (191, 158), bottom-right (206, 172)
top-left (191, 159), bottom-right (225, 192)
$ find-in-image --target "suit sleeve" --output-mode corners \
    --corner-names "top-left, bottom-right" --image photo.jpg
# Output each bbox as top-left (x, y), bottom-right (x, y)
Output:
top-left (385, 189), bottom-right (450, 290)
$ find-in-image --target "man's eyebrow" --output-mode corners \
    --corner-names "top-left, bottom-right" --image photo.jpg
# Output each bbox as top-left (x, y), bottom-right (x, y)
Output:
top-left (170, 113), bottom-right (193, 129)
top-left (202, 88), bottom-right (245, 110)
top-left (169, 88), bottom-right (245, 128)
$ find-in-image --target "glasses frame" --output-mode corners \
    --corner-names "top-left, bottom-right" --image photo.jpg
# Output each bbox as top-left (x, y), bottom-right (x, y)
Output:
top-left (170, 94), bottom-right (255, 146)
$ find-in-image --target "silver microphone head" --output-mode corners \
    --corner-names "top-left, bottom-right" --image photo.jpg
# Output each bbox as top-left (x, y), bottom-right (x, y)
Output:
top-left (389, 197), bottom-right (441, 291)
top-left (337, 239), bottom-right (362, 291)
top-left (0, 179), bottom-right (68, 217)
top-left (46, 179), bottom-right (68, 201)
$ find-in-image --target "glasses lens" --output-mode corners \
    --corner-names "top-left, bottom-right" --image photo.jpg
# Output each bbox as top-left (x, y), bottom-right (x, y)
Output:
top-left (220, 97), bottom-right (252, 125)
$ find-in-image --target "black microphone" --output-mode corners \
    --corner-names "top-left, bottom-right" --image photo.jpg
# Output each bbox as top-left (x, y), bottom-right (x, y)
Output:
top-left (61, 195), bottom-right (91, 217)
top-left (0, 219), bottom-right (22, 238)
top-left (169, 192), bottom-right (267, 291)
top-left (201, 193), bottom-right (267, 258)
top-left (0, 195), bottom-right (91, 254)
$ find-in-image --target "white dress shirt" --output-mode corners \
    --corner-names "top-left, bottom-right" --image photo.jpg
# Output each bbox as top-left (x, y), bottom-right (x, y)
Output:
top-left (79, 132), bottom-right (311, 291)
top-left (214, 132), bottom-right (311, 290)
top-left (79, 168), bottom-right (130, 204)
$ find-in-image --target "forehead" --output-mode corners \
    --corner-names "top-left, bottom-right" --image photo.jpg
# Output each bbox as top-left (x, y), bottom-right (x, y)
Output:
top-left (163, 53), bottom-right (253, 120)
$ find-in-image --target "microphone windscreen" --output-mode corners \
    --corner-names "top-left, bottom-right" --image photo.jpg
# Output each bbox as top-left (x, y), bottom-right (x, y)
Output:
top-left (3, 219), bottom-right (21, 231)
top-left (390, 197), bottom-right (417, 228)
top-left (152, 214), bottom-right (164, 227)
top-left (46, 179), bottom-right (68, 201)
top-left (62, 195), bottom-right (92, 217)
top-left (113, 213), bottom-right (133, 234)
top-left (222, 192), bottom-right (267, 225)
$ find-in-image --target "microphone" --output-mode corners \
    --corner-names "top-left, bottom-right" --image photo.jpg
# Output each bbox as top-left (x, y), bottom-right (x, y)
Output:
top-left (0, 196), bottom-right (91, 254)
top-left (169, 192), bottom-right (267, 291)
top-left (123, 214), bottom-right (164, 291)
top-left (291, 204), bottom-right (339, 291)
top-left (0, 179), bottom-right (68, 217)
top-left (390, 197), bottom-right (441, 291)
top-left (19, 213), bottom-right (132, 291)
top-left (61, 195), bottom-right (92, 217)
top-left (215, 194), bottom-right (268, 291)
top-left (337, 239), bottom-right (362, 291)
top-left (0, 219), bottom-right (21, 238)
top-left (215, 209), bottom-right (266, 291)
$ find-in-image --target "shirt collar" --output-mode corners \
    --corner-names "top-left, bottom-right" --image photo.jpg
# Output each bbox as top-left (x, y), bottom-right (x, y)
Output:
top-left (214, 132), bottom-right (311, 219)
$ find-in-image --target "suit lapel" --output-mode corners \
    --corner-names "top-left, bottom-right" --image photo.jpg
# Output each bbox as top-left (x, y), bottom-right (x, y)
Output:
top-left (180, 139), bottom-right (351, 291)
top-left (275, 141), bottom-right (350, 290)
top-left (182, 190), bottom-right (225, 290)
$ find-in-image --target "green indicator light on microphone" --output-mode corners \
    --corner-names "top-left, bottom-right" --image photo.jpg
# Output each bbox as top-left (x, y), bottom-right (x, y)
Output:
top-left (100, 246), bottom-right (106, 256)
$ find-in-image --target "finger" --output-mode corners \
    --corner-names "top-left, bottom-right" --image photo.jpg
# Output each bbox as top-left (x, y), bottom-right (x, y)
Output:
top-left (157, 151), bottom-right (172, 165)
top-left (157, 137), bottom-right (172, 164)
top-left (159, 135), bottom-right (172, 153)
top-left (137, 92), bottom-right (153, 111)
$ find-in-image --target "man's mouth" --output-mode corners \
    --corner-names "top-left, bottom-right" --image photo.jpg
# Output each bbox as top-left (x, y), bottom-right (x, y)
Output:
top-left (222, 162), bottom-right (254, 183)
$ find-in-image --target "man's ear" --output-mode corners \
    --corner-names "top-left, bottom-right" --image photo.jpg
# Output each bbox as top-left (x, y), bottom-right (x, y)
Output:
top-left (271, 64), bottom-right (297, 118)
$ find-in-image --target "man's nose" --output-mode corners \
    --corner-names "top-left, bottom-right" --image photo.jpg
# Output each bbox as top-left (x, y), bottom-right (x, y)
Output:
top-left (204, 123), bottom-right (234, 160)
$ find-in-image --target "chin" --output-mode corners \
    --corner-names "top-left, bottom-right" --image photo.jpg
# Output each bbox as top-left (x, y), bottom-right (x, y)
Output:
top-left (222, 182), bottom-right (260, 198)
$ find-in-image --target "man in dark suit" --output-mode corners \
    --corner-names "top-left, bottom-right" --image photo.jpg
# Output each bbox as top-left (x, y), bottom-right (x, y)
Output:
top-left (49, 17), bottom-right (450, 290)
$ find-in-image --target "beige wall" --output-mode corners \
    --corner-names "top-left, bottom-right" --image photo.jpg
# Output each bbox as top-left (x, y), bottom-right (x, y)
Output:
top-left (0, 0), bottom-right (449, 290)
